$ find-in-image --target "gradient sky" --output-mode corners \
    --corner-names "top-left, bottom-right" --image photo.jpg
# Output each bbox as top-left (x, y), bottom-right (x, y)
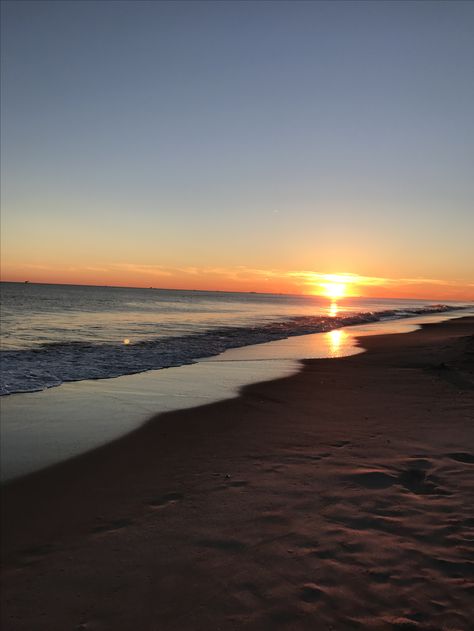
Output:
top-left (1, 0), bottom-right (473, 299)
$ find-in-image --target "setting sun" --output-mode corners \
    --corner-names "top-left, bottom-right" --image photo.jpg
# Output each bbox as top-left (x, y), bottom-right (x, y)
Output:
top-left (321, 282), bottom-right (347, 300)
top-left (316, 274), bottom-right (354, 299)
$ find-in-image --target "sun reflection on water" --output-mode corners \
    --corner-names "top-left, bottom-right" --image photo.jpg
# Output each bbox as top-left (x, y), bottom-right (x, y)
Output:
top-left (326, 328), bottom-right (348, 356)
top-left (328, 301), bottom-right (339, 317)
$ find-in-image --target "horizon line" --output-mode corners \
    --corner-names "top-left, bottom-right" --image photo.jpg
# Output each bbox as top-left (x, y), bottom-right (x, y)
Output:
top-left (0, 279), bottom-right (470, 304)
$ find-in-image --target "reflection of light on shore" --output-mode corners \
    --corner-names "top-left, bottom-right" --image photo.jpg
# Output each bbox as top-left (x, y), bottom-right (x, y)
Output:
top-left (326, 329), bottom-right (347, 356)
top-left (328, 301), bottom-right (339, 317)
top-left (123, 338), bottom-right (130, 345)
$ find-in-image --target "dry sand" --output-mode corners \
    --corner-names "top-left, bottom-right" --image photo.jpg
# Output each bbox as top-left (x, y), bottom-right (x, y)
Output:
top-left (1, 317), bottom-right (473, 630)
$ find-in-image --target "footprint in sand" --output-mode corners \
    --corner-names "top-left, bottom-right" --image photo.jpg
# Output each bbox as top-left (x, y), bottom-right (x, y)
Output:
top-left (394, 457), bottom-right (451, 495)
top-left (348, 463), bottom-right (446, 496)
top-left (148, 492), bottom-right (184, 509)
top-left (398, 468), bottom-right (440, 495)
top-left (299, 583), bottom-right (325, 603)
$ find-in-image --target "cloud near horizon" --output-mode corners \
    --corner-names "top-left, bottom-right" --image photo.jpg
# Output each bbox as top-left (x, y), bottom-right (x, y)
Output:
top-left (5, 263), bottom-right (472, 300)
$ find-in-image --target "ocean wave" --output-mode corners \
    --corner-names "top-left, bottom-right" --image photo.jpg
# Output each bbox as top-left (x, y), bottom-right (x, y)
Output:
top-left (0, 305), bottom-right (464, 396)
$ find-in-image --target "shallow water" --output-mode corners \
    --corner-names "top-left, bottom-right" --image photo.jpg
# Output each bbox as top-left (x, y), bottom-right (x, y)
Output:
top-left (1, 282), bottom-right (467, 395)
top-left (1, 309), bottom-right (470, 481)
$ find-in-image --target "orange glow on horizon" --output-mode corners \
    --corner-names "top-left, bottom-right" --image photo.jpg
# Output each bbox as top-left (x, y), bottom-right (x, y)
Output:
top-left (321, 282), bottom-right (347, 300)
top-left (311, 274), bottom-right (357, 300)
top-left (1, 264), bottom-right (472, 301)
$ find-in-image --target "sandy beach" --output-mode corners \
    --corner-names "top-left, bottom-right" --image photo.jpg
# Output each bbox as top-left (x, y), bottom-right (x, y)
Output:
top-left (1, 316), bottom-right (473, 630)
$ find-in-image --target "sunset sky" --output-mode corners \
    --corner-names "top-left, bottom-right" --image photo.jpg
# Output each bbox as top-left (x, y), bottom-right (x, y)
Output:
top-left (1, 1), bottom-right (473, 300)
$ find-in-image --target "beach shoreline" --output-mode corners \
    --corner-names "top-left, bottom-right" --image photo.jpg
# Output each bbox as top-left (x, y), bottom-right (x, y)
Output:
top-left (1, 316), bottom-right (473, 629)
top-left (2, 309), bottom-right (470, 483)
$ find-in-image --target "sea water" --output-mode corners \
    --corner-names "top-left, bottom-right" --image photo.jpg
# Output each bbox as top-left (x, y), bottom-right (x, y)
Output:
top-left (0, 284), bottom-right (471, 480)
top-left (0, 282), bottom-right (468, 396)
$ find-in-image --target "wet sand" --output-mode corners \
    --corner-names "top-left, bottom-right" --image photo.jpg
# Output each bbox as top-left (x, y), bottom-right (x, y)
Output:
top-left (1, 317), bottom-right (473, 630)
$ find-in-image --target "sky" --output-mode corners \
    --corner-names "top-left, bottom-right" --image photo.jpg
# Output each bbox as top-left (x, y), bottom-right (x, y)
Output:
top-left (1, 0), bottom-right (473, 300)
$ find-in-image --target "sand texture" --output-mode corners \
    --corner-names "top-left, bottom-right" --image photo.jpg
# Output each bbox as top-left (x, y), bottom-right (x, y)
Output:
top-left (1, 317), bottom-right (474, 630)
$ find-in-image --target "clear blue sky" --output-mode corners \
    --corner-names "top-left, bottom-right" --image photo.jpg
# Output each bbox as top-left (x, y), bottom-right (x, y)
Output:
top-left (1, 1), bottom-right (473, 297)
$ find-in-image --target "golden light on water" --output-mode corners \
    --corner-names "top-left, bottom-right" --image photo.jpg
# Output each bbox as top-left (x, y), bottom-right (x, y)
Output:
top-left (326, 328), bottom-right (347, 356)
top-left (123, 338), bottom-right (130, 345)
top-left (328, 301), bottom-right (339, 317)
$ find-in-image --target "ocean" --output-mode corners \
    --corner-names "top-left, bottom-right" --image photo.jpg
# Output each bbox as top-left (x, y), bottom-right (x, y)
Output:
top-left (0, 282), bottom-right (468, 396)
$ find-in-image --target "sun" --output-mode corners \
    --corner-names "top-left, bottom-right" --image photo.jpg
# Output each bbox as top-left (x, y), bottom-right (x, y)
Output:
top-left (321, 282), bottom-right (347, 300)
top-left (308, 273), bottom-right (357, 299)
